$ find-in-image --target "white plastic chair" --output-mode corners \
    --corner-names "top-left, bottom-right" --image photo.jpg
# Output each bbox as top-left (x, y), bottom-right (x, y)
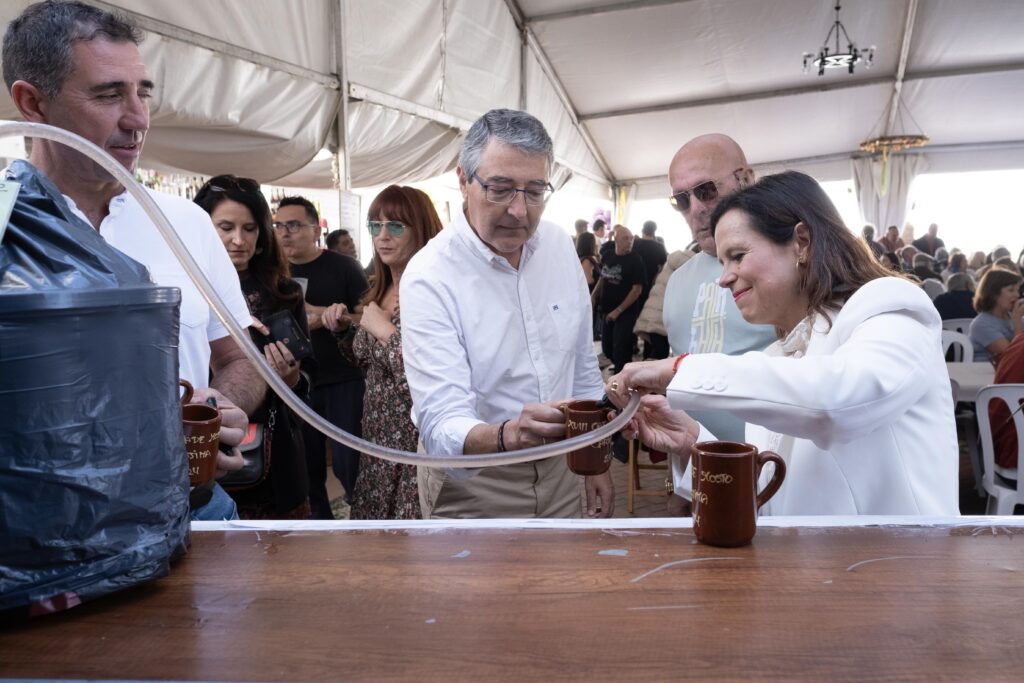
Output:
top-left (922, 278), bottom-right (946, 300)
top-left (942, 330), bottom-right (974, 363)
top-left (951, 378), bottom-right (985, 497)
top-left (975, 384), bottom-right (1024, 514)
top-left (942, 318), bottom-right (974, 335)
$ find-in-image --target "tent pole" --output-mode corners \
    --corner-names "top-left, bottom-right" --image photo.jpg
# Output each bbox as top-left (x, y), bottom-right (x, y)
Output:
top-left (330, 0), bottom-right (356, 257)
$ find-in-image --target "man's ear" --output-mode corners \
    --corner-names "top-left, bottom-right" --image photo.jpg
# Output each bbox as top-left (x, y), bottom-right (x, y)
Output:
top-left (10, 80), bottom-right (49, 123)
top-left (456, 165), bottom-right (469, 202)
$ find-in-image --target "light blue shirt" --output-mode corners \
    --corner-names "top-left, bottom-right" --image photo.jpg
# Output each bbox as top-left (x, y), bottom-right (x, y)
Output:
top-left (662, 251), bottom-right (776, 441)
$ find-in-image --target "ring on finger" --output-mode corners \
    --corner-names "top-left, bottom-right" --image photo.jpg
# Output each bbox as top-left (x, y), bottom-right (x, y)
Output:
top-left (610, 380), bottom-right (619, 392)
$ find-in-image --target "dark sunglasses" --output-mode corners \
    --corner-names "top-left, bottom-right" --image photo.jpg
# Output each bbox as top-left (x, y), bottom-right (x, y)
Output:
top-left (367, 220), bottom-right (406, 237)
top-left (668, 168), bottom-right (744, 212)
top-left (206, 175), bottom-right (261, 194)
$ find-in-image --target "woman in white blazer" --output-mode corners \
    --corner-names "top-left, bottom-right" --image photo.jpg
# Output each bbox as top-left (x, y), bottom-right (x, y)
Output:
top-left (606, 171), bottom-right (959, 516)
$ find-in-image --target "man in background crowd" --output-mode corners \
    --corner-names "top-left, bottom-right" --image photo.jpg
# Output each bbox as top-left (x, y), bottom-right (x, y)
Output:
top-left (573, 218), bottom-right (588, 245)
top-left (861, 224), bottom-right (886, 259)
top-left (277, 196), bottom-right (368, 518)
top-left (326, 228), bottom-right (357, 259)
top-left (913, 223), bottom-right (945, 256)
top-left (878, 224), bottom-right (905, 253)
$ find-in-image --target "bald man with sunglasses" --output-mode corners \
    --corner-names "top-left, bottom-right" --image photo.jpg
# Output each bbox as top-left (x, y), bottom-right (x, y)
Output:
top-left (661, 134), bottom-right (776, 445)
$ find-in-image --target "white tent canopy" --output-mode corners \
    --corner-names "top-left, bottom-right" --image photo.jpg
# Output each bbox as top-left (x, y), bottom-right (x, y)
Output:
top-left (1, 0), bottom-right (1023, 219)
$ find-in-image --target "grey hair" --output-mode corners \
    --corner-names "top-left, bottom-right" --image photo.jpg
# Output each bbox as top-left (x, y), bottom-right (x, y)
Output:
top-left (946, 273), bottom-right (974, 292)
top-left (458, 109), bottom-right (554, 179)
top-left (3, 1), bottom-right (143, 98)
top-left (912, 253), bottom-right (933, 268)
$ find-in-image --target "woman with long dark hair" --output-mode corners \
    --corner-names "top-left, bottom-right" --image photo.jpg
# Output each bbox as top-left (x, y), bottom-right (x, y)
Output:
top-left (322, 185), bottom-right (442, 519)
top-left (195, 175), bottom-right (313, 518)
top-left (606, 171), bottom-right (958, 516)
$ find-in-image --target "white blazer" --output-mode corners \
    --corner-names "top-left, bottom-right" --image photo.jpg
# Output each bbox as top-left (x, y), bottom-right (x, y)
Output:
top-left (668, 277), bottom-right (960, 516)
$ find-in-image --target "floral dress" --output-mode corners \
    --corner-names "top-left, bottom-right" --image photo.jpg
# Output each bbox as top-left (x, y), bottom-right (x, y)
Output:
top-left (350, 314), bottom-right (421, 519)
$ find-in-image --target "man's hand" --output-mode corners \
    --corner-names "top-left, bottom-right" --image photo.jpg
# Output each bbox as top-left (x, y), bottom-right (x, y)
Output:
top-left (605, 308), bottom-right (620, 322)
top-left (507, 401), bottom-right (568, 449)
top-left (585, 470), bottom-right (615, 518)
top-left (190, 387), bottom-right (246, 477)
top-left (306, 303), bottom-right (328, 331)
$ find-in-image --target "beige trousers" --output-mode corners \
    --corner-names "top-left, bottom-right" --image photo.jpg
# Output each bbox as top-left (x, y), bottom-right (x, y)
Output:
top-left (418, 456), bottom-right (582, 519)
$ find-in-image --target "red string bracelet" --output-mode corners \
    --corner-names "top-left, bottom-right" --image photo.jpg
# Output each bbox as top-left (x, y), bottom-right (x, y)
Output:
top-left (672, 353), bottom-right (689, 375)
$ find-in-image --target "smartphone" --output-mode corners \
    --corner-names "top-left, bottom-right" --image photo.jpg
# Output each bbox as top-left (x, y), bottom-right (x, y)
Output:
top-left (261, 310), bottom-right (313, 361)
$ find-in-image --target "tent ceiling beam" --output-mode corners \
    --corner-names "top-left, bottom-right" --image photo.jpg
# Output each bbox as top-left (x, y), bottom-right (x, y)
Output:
top-left (580, 59), bottom-right (1024, 121)
top-left (92, 1), bottom-right (339, 90)
top-left (504, 0), bottom-right (615, 184)
top-left (526, 0), bottom-right (697, 24)
top-left (623, 139), bottom-right (1024, 186)
top-left (885, 0), bottom-right (919, 135)
top-left (347, 82), bottom-right (473, 132)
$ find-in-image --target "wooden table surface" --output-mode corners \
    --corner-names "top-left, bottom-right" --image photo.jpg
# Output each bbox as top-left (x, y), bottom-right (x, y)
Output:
top-left (2, 518), bottom-right (1023, 682)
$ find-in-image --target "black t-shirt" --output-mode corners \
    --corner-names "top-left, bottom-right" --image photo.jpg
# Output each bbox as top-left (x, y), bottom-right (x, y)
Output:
top-left (632, 238), bottom-right (667, 292)
top-left (290, 251), bottom-right (368, 386)
top-left (599, 251), bottom-right (646, 315)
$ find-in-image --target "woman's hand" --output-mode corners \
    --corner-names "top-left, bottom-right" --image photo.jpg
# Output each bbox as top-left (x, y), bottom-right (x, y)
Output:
top-left (322, 303), bottom-right (352, 333)
top-left (606, 357), bottom-right (678, 407)
top-left (1012, 298), bottom-right (1024, 332)
top-left (622, 395), bottom-right (700, 456)
top-left (360, 301), bottom-right (397, 342)
top-left (264, 340), bottom-right (300, 387)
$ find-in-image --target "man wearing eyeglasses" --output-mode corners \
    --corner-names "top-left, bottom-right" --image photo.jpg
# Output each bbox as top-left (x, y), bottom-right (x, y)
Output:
top-left (662, 134), bottom-right (776, 444)
top-left (275, 196), bottom-right (368, 519)
top-left (401, 109), bottom-right (613, 519)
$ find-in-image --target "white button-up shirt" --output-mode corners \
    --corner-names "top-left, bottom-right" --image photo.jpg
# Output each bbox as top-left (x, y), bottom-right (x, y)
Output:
top-left (65, 188), bottom-right (251, 389)
top-left (401, 207), bottom-right (603, 457)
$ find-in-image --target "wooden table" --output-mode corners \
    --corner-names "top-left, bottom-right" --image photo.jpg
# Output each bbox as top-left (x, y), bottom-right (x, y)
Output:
top-left (947, 361), bottom-right (995, 402)
top-left (3, 517), bottom-right (1024, 681)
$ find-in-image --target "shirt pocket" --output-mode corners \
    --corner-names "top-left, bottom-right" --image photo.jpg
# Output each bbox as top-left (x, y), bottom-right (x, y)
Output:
top-left (148, 265), bottom-right (210, 330)
top-left (548, 300), bottom-right (584, 353)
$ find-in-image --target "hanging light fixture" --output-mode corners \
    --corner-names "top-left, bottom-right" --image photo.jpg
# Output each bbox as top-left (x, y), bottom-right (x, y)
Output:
top-left (803, 1), bottom-right (875, 76)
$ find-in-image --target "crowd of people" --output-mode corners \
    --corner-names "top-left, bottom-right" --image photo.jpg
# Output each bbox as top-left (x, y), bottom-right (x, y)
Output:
top-left (4, 1), bottom-right (1019, 522)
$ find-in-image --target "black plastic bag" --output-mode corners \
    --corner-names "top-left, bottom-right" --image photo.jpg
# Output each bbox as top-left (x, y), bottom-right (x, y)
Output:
top-left (0, 161), bottom-right (190, 619)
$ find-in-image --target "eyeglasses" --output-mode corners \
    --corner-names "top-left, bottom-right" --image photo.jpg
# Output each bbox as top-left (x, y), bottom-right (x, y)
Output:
top-left (471, 172), bottom-right (553, 206)
top-left (668, 168), bottom-right (745, 212)
top-left (272, 220), bottom-right (316, 234)
top-left (367, 220), bottom-right (406, 237)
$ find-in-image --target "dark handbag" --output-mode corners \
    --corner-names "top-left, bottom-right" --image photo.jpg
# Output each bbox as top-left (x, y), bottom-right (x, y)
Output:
top-left (264, 309), bottom-right (313, 361)
top-left (220, 408), bottom-right (274, 490)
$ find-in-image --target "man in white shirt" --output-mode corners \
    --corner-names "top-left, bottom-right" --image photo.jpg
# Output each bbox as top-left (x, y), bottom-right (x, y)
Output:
top-left (402, 109), bottom-right (613, 518)
top-left (5, 0), bottom-right (262, 519)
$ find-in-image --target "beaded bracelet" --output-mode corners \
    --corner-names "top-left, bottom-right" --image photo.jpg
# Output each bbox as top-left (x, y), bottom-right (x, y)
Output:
top-left (497, 419), bottom-right (511, 452)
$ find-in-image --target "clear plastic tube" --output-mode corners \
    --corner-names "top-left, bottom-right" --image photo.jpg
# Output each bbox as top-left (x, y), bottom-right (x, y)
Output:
top-left (1, 121), bottom-right (639, 467)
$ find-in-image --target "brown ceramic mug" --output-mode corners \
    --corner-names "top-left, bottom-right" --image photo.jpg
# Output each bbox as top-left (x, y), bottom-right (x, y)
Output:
top-left (562, 400), bottom-right (613, 476)
top-left (180, 379), bottom-right (221, 487)
top-left (690, 441), bottom-right (786, 547)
